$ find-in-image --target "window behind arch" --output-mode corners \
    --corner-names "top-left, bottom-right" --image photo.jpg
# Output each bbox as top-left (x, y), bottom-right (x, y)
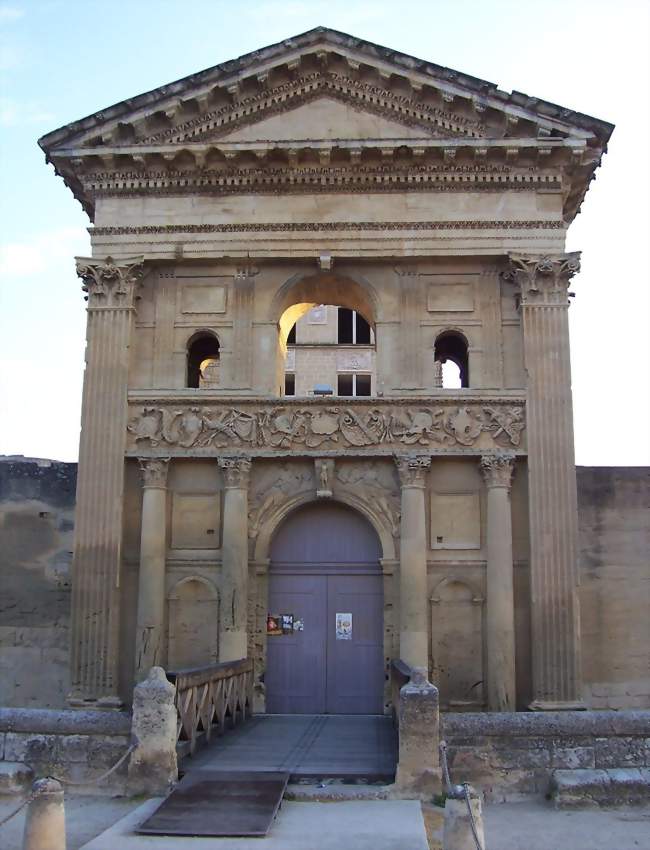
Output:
top-left (435, 332), bottom-right (469, 388)
top-left (187, 333), bottom-right (220, 389)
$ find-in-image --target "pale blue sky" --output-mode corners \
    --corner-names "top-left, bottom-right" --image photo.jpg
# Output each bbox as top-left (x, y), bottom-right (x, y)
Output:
top-left (1, 0), bottom-right (648, 463)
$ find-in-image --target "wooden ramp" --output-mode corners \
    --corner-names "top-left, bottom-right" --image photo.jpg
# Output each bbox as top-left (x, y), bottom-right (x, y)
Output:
top-left (136, 771), bottom-right (289, 837)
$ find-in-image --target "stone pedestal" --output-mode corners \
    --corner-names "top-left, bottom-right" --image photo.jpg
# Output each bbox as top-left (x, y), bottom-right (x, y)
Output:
top-left (510, 253), bottom-right (584, 709)
top-left (134, 458), bottom-right (170, 682)
top-left (127, 667), bottom-right (177, 796)
top-left (69, 256), bottom-right (144, 707)
top-left (396, 454), bottom-right (431, 673)
top-left (443, 785), bottom-right (485, 850)
top-left (395, 671), bottom-right (441, 794)
top-left (480, 452), bottom-right (516, 711)
top-left (218, 457), bottom-right (252, 661)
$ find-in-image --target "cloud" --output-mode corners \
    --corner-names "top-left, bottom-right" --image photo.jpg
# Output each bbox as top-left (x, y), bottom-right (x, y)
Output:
top-left (0, 97), bottom-right (54, 126)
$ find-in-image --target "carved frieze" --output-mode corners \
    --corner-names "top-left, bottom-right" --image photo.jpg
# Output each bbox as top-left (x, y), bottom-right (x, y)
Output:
top-left (507, 252), bottom-right (581, 306)
top-left (127, 398), bottom-right (526, 456)
top-left (75, 255), bottom-right (144, 307)
top-left (336, 462), bottom-right (401, 535)
top-left (248, 462), bottom-right (314, 538)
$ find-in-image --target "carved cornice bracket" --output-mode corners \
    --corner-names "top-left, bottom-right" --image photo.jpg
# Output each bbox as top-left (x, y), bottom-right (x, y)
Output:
top-left (76, 255), bottom-right (145, 307)
top-left (218, 456), bottom-right (252, 489)
top-left (395, 453), bottom-right (431, 488)
top-left (479, 451), bottom-right (515, 490)
top-left (506, 252), bottom-right (581, 306)
top-left (139, 457), bottom-right (170, 489)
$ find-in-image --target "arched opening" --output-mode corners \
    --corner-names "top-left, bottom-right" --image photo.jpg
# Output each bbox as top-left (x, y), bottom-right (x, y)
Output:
top-left (275, 272), bottom-right (378, 398)
top-left (187, 331), bottom-right (220, 389)
top-left (167, 577), bottom-right (219, 669)
top-left (435, 331), bottom-right (469, 388)
top-left (265, 501), bottom-right (384, 714)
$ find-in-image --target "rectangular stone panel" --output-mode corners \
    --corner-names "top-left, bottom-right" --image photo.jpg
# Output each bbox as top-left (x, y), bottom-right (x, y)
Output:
top-left (430, 492), bottom-right (481, 549)
top-left (171, 493), bottom-right (221, 549)
top-left (180, 284), bottom-right (227, 314)
top-left (426, 274), bottom-right (477, 312)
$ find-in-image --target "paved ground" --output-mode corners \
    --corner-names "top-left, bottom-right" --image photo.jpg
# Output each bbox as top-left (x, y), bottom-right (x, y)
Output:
top-left (2, 794), bottom-right (650, 849)
top-left (186, 714), bottom-right (397, 781)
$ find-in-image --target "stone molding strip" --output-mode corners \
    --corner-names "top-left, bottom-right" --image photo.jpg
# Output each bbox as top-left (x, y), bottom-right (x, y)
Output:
top-left (92, 220), bottom-right (565, 236)
top-left (0, 708), bottom-right (132, 736)
top-left (442, 709), bottom-right (650, 738)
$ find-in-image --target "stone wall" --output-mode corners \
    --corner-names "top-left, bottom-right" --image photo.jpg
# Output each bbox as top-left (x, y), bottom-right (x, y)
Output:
top-left (441, 709), bottom-right (650, 801)
top-left (0, 707), bottom-right (131, 792)
top-left (0, 458), bottom-right (76, 708)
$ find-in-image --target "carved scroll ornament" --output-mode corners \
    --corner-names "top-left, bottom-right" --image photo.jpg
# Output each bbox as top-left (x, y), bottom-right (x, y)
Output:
top-left (507, 252), bottom-right (581, 306)
top-left (127, 401), bottom-right (526, 454)
top-left (76, 255), bottom-right (145, 306)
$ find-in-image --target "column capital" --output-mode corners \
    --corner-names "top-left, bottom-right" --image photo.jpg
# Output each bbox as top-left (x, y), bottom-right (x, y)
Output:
top-left (507, 252), bottom-right (580, 306)
top-left (218, 456), bottom-right (252, 489)
top-left (480, 452), bottom-right (515, 489)
top-left (395, 454), bottom-right (431, 488)
top-left (76, 255), bottom-right (145, 307)
top-left (139, 457), bottom-right (170, 489)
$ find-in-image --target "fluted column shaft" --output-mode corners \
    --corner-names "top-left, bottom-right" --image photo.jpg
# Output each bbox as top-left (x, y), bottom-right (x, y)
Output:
top-left (396, 454), bottom-right (431, 673)
top-left (481, 453), bottom-right (516, 711)
top-left (69, 256), bottom-right (144, 707)
top-left (135, 459), bottom-right (170, 681)
top-left (218, 457), bottom-right (251, 661)
top-left (510, 252), bottom-right (583, 709)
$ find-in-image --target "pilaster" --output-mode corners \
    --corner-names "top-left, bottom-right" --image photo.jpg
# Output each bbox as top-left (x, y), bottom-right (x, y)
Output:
top-left (395, 453), bottom-right (431, 673)
top-left (69, 255), bottom-right (144, 706)
top-left (508, 252), bottom-right (583, 709)
top-left (395, 266), bottom-right (423, 390)
top-left (231, 265), bottom-right (257, 389)
top-left (218, 457), bottom-right (252, 661)
top-left (480, 451), bottom-right (516, 711)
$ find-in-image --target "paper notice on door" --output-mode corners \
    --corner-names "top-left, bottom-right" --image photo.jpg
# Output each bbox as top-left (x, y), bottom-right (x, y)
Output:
top-left (335, 612), bottom-right (352, 640)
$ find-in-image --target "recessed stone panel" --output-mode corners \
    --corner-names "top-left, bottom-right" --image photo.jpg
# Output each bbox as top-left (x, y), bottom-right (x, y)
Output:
top-left (171, 493), bottom-right (221, 549)
top-left (180, 284), bottom-right (227, 314)
top-left (430, 492), bottom-right (481, 549)
top-left (426, 275), bottom-right (477, 312)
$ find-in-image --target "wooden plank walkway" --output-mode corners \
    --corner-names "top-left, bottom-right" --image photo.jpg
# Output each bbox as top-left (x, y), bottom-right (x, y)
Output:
top-left (184, 715), bottom-right (397, 783)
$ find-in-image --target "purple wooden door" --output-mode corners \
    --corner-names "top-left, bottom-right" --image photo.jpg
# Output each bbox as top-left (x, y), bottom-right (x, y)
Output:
top-left (266, 502), bottom-right (384, 715)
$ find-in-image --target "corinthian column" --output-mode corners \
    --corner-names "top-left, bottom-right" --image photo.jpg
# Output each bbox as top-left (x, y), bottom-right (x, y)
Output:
top-left (69, 256), bottom-right (144, 707)
top-left (480, 452), bottom-right (516, 711)
top-left (509, 252), bottom-right (583, 709)
top-left (218, 457), bottom-right (252, 661)
top-left (395, 454), bottom-right (431, 673)
top-left (134, 458), bottom-right (170, 681)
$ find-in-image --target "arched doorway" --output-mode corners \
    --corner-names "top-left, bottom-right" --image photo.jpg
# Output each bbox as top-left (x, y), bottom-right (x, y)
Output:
top-left (266, 502), bottom-right (384, 715)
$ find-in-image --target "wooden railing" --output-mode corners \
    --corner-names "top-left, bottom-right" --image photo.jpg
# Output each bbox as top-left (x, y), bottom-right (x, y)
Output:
top-left (167, 658), bottom-right (254, 758)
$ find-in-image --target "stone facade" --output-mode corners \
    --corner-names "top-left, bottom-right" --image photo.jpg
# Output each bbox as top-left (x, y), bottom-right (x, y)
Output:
top-left (29, 28), bottom-right (635, 719)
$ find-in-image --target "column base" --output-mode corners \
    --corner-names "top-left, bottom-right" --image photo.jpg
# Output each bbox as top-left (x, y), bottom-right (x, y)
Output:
top-left (528, 699), bottom-right (586, 711)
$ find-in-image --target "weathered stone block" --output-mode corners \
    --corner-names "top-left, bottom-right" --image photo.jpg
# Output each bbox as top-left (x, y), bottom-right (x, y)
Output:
top-left (490, 745), bottom-right (551, 769)
top-left (4, 732), bottom-right (56, 764)
top-left (594, 736), bottom-right (645, 768)
top-left (551, 746), bottom-right (595, 769)
top-left (0, 761), bottom-right (34, 795)
top-left (55, 733), bottom-right (89, 763)
top-left (87, 735), bottom-right (131, 769)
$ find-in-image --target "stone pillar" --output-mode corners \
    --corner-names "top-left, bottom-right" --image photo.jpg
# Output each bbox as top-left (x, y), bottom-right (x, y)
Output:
top-left (231, 264), bottom-right (257, 389)
top-left (69, 256), bottom-right (144, 707)
top-left (395, 670), bottom-right (441, 794)
top-left (509, 252), bottom-right (583, 709)
top-left (128, 667), bottom-right (177, 795)
top-left (443, 786), bottom-right (485, 850)
top-left (22, 778), bottom-right (65, 850)
top-left (134, 458), bottom-right (170, 682)
top-left (395, 454), bottom-right (431, 672)
top-left (218, 457), bottom-right (252, 661)
top-left (480, 452), bottom-right (516, 711)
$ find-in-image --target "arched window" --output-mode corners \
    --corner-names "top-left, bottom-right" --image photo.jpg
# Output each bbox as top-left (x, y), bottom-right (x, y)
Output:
top-left (435, 331), bottom-right (469, 388)
top-left (187, 332), bottom-right (220, 389)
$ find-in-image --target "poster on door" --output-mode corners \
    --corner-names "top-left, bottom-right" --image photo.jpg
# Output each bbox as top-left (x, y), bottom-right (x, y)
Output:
top-left (335, 612), bottom-right (352, 640)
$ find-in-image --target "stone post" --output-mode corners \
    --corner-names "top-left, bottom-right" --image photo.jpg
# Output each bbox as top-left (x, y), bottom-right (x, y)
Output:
top-left (480, 452), bottom-right (516, 712)
top-left (218, 457), bottom-right (252, 661)
top-left (395, 669), bottom-right (441, 794)
top-left (69, 256), bottom-right (144, 707)
top-left (509, 252), bottom-right (583, 709)
top-left (22, 778), bottom-right (65, 850)
top-left (395, 454), bottom-right (431, 673)
top-left (443, 786), bottom-right (485, 850)
top-left (127, 666), bottom-right (177, 795)
top-left (134, 458), bottom-right (170, 682)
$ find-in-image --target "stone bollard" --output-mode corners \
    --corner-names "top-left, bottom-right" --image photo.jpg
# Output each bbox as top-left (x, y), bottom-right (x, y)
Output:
top-left (395, 670), bottom-right (442, 795)
top-left (443, 785), bottom-right (485, 850)
top-left (127, 666), bottom-right (178, 796)
top-left (22, 778), bottom-right (66, 850)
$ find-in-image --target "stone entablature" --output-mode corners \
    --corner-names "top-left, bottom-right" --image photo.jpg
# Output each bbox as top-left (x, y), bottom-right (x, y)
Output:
top-left (126, 395), bottom-right (526, 456)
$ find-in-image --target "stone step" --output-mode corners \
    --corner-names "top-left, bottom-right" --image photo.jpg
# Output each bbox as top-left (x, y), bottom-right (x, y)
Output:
top-left (0, 761), bottom-right (34, 795)
top-left (551, 768), bottom-right (650, 808)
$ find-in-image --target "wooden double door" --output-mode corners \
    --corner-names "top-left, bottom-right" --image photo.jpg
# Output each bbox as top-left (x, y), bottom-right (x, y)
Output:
top-left (265, 502), bottom-right (384, 715)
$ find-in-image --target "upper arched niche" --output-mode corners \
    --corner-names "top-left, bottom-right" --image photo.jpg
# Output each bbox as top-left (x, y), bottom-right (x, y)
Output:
top-left (270, 501), bottom-right (382, 566)
top-left (273, 271), bottom-right (379, 347)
